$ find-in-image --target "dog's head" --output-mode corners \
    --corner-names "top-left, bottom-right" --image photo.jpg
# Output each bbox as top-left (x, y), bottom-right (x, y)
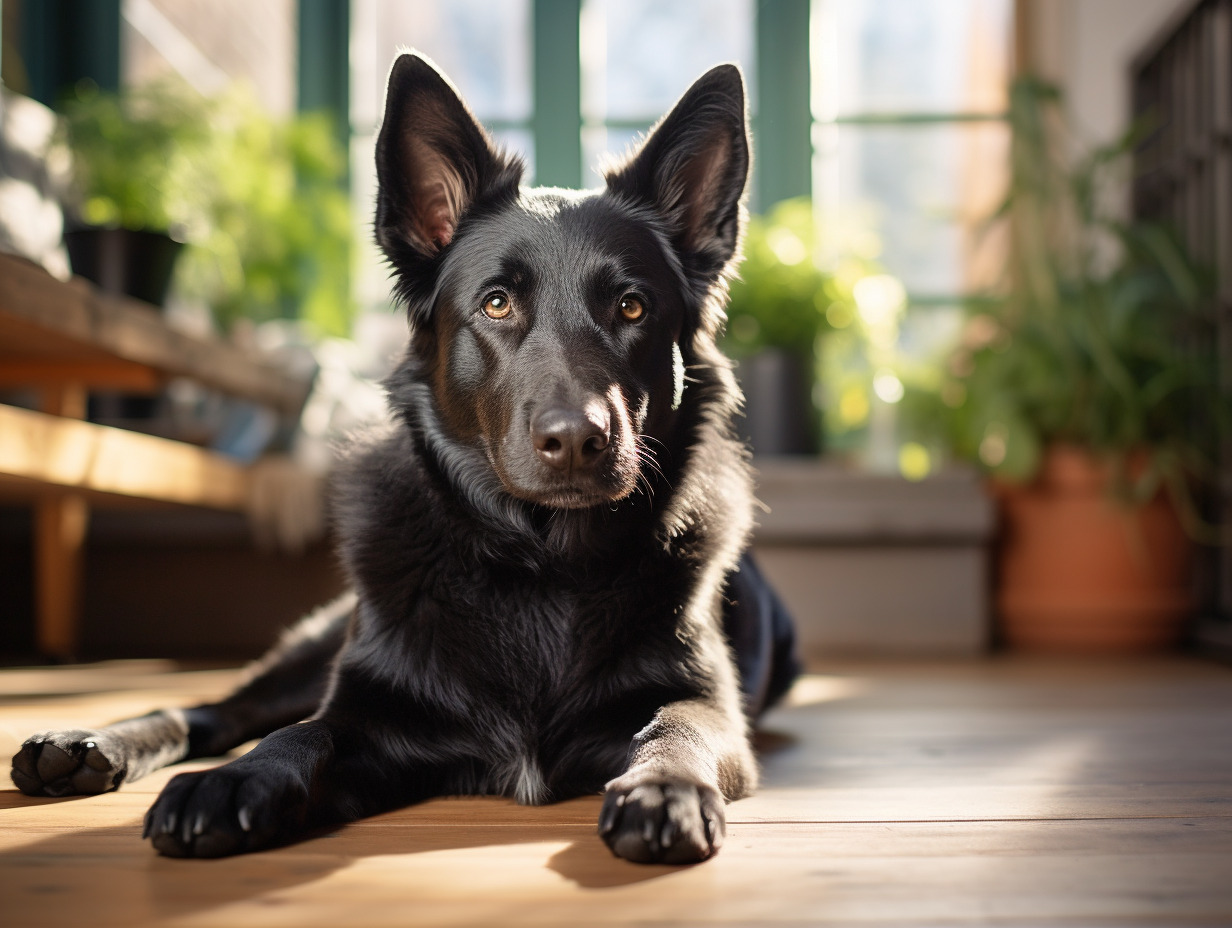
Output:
top-left (375, 54), bottom-right (748, 512)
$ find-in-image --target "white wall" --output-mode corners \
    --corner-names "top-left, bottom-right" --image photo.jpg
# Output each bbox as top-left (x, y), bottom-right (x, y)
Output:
top-left (1027, 0), bottom-right (1193, 145)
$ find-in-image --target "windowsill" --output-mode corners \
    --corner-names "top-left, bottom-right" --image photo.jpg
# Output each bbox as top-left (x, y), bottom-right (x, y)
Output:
top-left (752, 456), bottom-right (996, 545)
top-left (749, 457), bottom-right (996, 657)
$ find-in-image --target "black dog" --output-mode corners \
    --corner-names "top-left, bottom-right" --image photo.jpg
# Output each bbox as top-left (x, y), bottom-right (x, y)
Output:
top-left (11, 54), bottom-right (799, 865)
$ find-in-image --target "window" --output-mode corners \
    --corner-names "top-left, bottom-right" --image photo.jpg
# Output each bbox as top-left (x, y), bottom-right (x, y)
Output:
top-left (579, 0), bottom-right (754, 185)
top-left (342, 1), bottom-right (1015, 473)
top-left (122, 0), bottom-right (297, 116)
top-left (812, 0), bottom-right (1012, 299)
top-left (810, 0), bottom-right (1013, 462)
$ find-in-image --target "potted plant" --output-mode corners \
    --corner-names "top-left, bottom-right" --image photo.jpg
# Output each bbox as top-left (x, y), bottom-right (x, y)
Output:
top-left (918, 78), bottom-right (1226, 652)
top-left (59, 80), bottom-right (213, 307)
top-left (724, 197), bottom-right (832, 455)
top-left (60, 81), bottom-right (353, 337)
top-left (59, 81), bottom-right (352, 441)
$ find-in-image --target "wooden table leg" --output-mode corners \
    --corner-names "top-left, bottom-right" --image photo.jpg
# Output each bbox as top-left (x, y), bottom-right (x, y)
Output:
top-left (35, 493), bottom-right (89, 659)
top-left (34, 384), bottom-right (89, 660)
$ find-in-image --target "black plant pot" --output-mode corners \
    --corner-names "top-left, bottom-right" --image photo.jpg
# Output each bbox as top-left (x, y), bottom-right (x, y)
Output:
top-left (64, 226), bottom-right (183, 308)
top-left (65, 227), bottom-right (183, 421)
top-left (735, 348), bottom-right (821, 456)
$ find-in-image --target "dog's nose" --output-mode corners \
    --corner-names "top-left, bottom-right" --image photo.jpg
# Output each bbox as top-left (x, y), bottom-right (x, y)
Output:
top-left (531, 404), bottom-right (610, 471)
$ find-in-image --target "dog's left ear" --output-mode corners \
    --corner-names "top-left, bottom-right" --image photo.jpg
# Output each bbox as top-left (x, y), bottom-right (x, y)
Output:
top-left (605, 64), bottom-right (750, 289)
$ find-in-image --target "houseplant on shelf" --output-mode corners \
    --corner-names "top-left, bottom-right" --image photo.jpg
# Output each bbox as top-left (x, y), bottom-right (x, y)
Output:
top-left (723, 197), bottom-right (833, 455)
top-left (59, 80), bottom-right (212, 306)
top-left (920, 77), bottom-right (1226, 652)
top-left (60, 81), bottom-right (353, 336)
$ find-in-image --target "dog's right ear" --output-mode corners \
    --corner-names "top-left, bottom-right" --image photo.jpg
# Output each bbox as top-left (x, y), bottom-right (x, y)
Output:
top-left (375, 54), bottom-right (523, 309)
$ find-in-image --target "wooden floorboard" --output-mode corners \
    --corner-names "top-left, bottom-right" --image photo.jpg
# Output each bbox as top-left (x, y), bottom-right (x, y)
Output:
top-left (1, 657), bottom-right (1230, 926)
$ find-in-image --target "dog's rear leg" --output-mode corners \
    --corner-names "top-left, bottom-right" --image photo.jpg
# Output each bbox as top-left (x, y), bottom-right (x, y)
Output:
top-left (10, 592), bottom-right (355, 797)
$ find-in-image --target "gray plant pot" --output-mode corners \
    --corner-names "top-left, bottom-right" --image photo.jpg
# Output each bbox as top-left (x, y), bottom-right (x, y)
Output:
top-left (734, 348), bottom-right (820, 456)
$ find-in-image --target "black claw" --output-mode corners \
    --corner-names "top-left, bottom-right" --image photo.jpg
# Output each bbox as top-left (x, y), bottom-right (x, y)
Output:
top-left (660, 820), bottom-right (677, 849)
top-left (598, 798), bottom-right (620, 836)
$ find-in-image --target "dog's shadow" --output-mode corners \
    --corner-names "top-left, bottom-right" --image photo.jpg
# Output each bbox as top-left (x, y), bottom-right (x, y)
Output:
top-left (0, 789), bottom-right (685, 921)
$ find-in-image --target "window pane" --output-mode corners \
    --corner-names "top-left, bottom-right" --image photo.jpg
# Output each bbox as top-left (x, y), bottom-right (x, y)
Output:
top-left (581, 0), bottom-right (755, 124)
top-left (581, 125), bottom-right (644, 187)
top-left (812, 0), bottom-right (1012, 118)
top-left (122, 0), bottom-right (296, 115)
top-left (490, 129), bottom-right (535, 183)
top-left (350, 0), bottom-right (532, 133)
top-left (813, 122), bottom-right (1009, 295)
top-left (350, 132), bottom-right (389, 312)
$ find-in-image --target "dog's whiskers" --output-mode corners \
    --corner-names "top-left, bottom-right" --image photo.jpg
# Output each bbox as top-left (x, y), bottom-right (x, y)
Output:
top-left (633, 437), bottom-right (670, 502)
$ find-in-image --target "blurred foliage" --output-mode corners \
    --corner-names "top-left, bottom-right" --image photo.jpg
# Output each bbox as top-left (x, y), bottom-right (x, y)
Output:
top-left (813, 258), bottom-right (901, 455)
top-left (60, 81), bottom-right (354, 336)
top-left (60, 80), bottom-right (212, 232)
top-left (905, 77), bottom-right (1225, 530)
top-left (725, 199), bottom-right (887, 456)
top-left (724, 198), bottom-right (834, 359)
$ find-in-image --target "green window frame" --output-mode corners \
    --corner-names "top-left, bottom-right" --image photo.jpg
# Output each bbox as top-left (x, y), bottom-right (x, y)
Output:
top-left (13, 0), bottom-right (122, 106)
top-left (525, 0), bottom-right (812, 207)
top-left (15, 0), bottom-right (813, 203)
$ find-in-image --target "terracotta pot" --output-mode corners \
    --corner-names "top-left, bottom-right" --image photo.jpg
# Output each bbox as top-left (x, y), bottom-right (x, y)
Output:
top-left (996, 445), bottom-right (1193, 653)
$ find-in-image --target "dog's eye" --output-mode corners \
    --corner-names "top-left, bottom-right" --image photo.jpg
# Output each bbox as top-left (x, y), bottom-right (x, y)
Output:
top-left (618, 296), bottom-right (645, 322)
top-left (482, 293), bottom-right (512, 319)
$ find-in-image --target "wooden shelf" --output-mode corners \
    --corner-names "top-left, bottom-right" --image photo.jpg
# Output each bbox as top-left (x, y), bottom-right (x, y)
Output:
top-left (0, 404), bottom-right (249, 511)
top-left (0, 252), bottom-right (311, 412)
top-left (0, 251), bottom-right (318, 658)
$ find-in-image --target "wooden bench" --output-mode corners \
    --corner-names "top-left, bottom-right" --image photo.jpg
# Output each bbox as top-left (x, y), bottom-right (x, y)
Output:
top-left (0, 252), bottom-right (314, 658)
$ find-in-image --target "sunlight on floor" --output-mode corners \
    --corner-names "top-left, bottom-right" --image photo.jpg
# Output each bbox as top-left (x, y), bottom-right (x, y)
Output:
top-left (781, 673), bottom-right (870, 707)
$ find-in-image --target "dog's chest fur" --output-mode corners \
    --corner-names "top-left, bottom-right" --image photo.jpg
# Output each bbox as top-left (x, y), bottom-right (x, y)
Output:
top-left (330, 428), bottom-right (711, 803)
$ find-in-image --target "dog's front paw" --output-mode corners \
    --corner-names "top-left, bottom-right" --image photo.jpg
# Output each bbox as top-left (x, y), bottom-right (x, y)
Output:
top-left (144, 762), bottom-right (308, 858)
top-left (11, 730), bottom-right (128, 796)
top-left (598, 779), bottom-right (725, 864)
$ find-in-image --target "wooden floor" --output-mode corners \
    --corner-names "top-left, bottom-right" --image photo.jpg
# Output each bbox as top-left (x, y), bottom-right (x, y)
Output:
top-left (1, 657), bottom-right (1230, 927)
